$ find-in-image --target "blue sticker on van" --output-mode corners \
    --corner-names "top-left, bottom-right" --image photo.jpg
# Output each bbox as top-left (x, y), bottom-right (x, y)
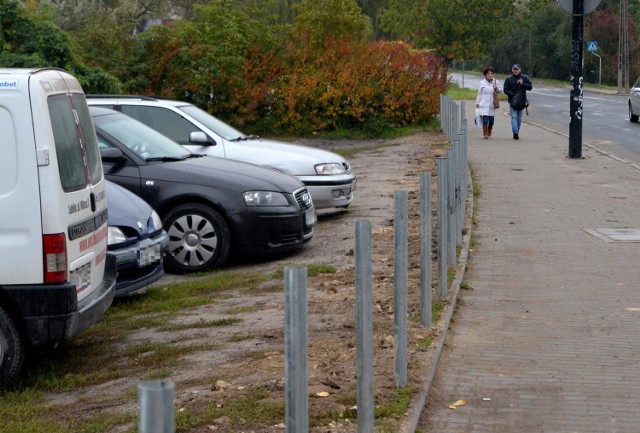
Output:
top-left (0, 80), bottom-right (19, 89)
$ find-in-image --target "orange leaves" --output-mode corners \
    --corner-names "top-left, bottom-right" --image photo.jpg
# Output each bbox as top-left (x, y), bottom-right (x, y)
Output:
top-left (241, 37), bottom-right (448, 134)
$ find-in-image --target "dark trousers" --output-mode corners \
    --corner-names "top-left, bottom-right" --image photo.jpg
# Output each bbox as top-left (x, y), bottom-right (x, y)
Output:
top-left (482, 115), bottom-right (494, 127)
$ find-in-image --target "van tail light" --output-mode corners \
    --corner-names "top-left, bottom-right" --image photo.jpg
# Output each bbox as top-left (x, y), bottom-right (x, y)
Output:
top-left (43, 233), bottom-right (67, 283)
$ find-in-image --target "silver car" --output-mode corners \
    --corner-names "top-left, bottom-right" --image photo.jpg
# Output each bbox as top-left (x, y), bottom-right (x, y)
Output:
top-left (86, 96), bottom-right (356, 210)
top-left (629, 77), bottom-right (640, 122)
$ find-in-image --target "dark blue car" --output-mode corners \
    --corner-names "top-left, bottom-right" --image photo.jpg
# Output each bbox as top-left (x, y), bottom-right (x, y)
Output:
top-left (106, 180), bottom-right (168, 297)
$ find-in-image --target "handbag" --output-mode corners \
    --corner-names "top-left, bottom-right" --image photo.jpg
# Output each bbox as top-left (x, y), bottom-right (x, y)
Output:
top-left (493, 92), bottom-right (500, 109)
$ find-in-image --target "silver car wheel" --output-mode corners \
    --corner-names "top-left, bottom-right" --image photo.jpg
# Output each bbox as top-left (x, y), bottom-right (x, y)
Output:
top-left (163, 203), bottom-right (231, 273)
top-left (168, 214), bottom-right (218, 267)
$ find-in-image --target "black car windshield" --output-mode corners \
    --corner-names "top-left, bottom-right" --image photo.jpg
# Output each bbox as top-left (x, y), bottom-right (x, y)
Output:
top-left (93, 112), bottom-right (191, 160)
top-left (178, 104), bottom-right (247, 141)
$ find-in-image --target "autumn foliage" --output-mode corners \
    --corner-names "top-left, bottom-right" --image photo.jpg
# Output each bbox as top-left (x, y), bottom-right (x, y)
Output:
top-left (120, 24), bottom-right (447, 135)
top-left (238, 37), bottom-right (448, 134)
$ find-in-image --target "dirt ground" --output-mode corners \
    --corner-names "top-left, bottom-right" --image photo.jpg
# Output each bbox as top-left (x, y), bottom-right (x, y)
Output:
top-left (182, 130), bottom-right (451, 432)
top-left (53, 129), bottom-right (454, 432)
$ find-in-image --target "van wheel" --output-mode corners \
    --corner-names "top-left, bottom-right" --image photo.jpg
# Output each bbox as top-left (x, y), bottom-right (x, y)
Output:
top-left (630, 102), bottom-right (639, 122)
top-left (0, 306), bottom-right (25, 390)
top-left (163, 204), bottom-right (231, 274)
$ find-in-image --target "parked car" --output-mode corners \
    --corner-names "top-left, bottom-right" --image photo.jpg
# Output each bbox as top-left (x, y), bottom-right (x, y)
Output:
top-left (106, 180), bottom-right (168, 297)
top-left (90, 107), bottom-right (315, 274)
top-left (0, 68), bottom-right (116, 389)
top-left (629, 77), bottom-right (640, 122)
top-left (86, 96), bottom-right (356, 210)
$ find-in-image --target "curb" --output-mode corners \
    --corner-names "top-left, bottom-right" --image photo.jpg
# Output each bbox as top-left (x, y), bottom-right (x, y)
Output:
top-left (401, 163), bottom-right (475, 433)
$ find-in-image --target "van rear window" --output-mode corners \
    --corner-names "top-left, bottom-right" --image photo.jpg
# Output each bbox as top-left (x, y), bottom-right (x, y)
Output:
top-left (49, 95), bottom-right (103, 191)
top-left (72, 94), bottom-right (102, 185)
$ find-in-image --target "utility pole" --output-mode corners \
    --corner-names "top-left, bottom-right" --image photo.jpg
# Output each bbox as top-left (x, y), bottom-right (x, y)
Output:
top-left (560, 0), bottom-right (601, 159)
top-left (618, 0), bottom-right (629, 93)
top-left (569, 0), bottom-right (584, 158)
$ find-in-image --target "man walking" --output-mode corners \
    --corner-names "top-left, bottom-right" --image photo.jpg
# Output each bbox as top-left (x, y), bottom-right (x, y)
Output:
top-left (503, 64), bottom-right (533, 140)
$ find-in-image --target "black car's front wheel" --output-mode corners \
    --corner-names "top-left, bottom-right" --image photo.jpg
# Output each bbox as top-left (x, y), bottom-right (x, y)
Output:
top-left (163, 204), bottom-right (231, 274)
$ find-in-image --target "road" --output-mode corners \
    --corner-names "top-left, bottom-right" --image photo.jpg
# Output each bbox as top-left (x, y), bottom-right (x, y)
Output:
top-left (451, 72), bottom-right (640, 163)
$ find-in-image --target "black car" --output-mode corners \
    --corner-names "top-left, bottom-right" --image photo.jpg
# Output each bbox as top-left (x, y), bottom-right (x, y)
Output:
top-left (106, 180), bottom-right (168, 297)
top-left (91, 107), bottom-right (315, 274)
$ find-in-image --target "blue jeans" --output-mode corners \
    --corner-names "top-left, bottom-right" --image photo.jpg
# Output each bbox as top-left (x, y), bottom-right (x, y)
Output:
top-left (509, 105), bottom-right (523, 134)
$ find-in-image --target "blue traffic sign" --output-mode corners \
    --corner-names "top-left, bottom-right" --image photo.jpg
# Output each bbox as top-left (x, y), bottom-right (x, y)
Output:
top-left (587, 41), bottom-right (598, 52)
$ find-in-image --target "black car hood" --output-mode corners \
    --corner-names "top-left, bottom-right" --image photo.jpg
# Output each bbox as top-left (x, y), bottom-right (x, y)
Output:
top-left (144, 155), bottom-right (304, 192)
top-left (106, 180), bottom-right (152, 236)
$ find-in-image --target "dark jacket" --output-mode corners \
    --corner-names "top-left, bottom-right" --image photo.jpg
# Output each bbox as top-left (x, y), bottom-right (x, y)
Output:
top-left (503, 73), bottom-right (533, 105)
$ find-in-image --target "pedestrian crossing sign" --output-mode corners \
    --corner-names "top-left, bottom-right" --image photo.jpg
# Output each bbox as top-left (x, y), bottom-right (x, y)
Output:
top-left (587, 41), bottom-right (598, 52)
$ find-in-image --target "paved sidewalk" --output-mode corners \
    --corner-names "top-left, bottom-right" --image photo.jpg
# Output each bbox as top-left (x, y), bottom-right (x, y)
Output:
top-left (417, 104), bottom-right (640, 432)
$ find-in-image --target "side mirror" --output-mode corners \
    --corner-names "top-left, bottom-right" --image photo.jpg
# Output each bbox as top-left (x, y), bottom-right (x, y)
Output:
top-left (100, 147), bottom-right (126, 163)
top-left (189, 131), bottom-right (216, 146)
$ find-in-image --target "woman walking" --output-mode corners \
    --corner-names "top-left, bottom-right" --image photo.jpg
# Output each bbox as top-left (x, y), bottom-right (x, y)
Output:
top-left (475, 67), bottom-right (501, 139)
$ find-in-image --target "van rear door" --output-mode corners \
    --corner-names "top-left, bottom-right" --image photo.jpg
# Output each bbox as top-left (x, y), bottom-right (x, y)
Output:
top-left (29, 70), bottom-right (109, 303)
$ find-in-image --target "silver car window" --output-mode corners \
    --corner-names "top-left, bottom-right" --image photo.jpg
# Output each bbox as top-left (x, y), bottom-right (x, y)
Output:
top-left (179, 104), bottom-right (245, 140)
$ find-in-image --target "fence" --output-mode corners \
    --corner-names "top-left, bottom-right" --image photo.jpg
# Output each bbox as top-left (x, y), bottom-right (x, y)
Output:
top-left (138, 95), bottom-right (468, 433)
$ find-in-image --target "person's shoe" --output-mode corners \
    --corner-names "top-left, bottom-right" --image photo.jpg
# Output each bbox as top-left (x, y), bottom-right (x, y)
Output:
top-left (513, 133), bottom-right (519, 140)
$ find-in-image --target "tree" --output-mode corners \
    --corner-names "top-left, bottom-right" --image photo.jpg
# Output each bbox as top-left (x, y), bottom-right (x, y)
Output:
top-left (0, 0), bottom-right (119, 92)
top-left (118, 0), bottom-right (284, 114)
top-left (379, 0), bottom-right (516, 63)
top-left (292, 0), bottom-right (372, 50)
top-left (36, 0), bottom-right (174, 30)
top-left (355, 0), bottom-right (389, 40)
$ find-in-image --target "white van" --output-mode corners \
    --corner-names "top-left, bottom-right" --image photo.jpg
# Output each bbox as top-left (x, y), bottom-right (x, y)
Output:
top-left (0, 68), bottom-right (116, 388)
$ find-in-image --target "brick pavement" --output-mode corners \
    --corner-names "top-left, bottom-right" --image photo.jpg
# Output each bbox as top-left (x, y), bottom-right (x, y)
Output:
top-left (416, 103), bottom-right (640, 432)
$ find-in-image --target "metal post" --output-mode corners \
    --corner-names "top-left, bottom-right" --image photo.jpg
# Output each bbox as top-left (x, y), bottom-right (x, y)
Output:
top-left (138, 380), bottom-right (175, 433)
top-left (355, 220), bottom-right (374, 433)
top-left (284, 267), bottom-right (308, 433)
top-left (569, 0), bottom-right (584, 159)
top-left (394, 191), bottom-right (408, 388)
top-left (420, 173), bottom-right (432, 328)
top-left (591, 52), bottom-right (601, 85)
top-left (460, 103), bottom-right (468, 224)
top-left (446, 148), bottom-right (456, 264)
top-left (437, 158), bottom-right (448, 298)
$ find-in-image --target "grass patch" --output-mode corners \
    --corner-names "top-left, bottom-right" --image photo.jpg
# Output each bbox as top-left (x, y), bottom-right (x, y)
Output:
top-left (446, 83), bottom-right (477, 100)
top-left (375, 387), bottom-right (415, 420)
top-left (447, 267), bottom-right (457, 287)
top-left (160, 317), bottom-right (243, 331)
top-left (6, 266), bottom-right (341, 412)
top-left (227, 334), bottom-right (255, 342)
top-left (416, 337), bottom-right (432, 351)
top-left (203, 385), bottom-right (284, 427)
top-left (273, 263), bottom-right (337, 278)
top-left (432, 300), bottom-right (445, 323)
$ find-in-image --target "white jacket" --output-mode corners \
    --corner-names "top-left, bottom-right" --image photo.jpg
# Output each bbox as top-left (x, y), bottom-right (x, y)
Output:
top-left (475, 78), bottom-right (501, 116)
